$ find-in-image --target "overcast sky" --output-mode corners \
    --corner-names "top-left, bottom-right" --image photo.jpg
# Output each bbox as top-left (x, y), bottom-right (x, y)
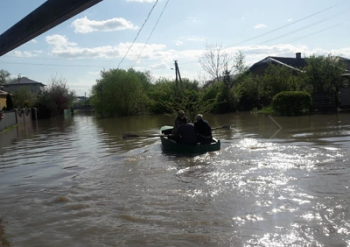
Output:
top-left (1, 0), bottom-right (350, 96)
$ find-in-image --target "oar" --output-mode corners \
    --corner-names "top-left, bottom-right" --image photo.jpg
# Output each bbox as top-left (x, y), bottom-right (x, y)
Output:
top-left (212, 124), bottom-right (231, 131)
top-left (123, 124), bottom-right (231, 139)
top-left (122, 133), bottom-right (169, 139)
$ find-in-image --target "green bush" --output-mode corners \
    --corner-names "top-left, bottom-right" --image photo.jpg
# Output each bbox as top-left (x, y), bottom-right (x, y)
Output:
top-left (272, 91), bottom-right (312, 116)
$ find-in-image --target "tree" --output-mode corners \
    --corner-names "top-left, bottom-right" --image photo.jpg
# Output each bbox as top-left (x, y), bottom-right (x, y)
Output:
top-left (260, 64), bottom-right (305, 104)
top-left (199, 44), bottom-right (247, 82)
top-left (159, 89), bottom-right (216, 122)
top-left (0, 69), bottom-right (11, 85)
top-left (303, 54), bottom-right (346, 94)
top-left (91, 68), bottom-right (148, 117)
top-left (12, 87), bottom-right (36, 108)
top-left (35, 76), bottom-right (75, 118)
top-left (235, 73), bottom-right (262, 111)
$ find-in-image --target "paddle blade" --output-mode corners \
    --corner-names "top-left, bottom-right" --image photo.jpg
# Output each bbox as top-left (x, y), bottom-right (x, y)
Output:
top-left (212, 124), bottom-right (232, 131)
top-left (122, 133), bottom-right (165, 139)
top-left (122, 133), bottom-right (140, 139)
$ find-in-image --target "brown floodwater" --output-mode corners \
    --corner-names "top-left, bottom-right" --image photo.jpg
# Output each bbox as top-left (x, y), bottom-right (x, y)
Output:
top-left (0, 112), bottom-right (349, 246)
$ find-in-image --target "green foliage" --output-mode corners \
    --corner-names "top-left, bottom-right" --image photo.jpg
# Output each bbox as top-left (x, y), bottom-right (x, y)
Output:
top-left (256, 105), bottom-right (274, 114)
top-left (0, 69), bottom-right (10, 85)
top-left (91, 68), bottom-right (147, 117)
top-left (147, 78), bottom-right (175, 114)
top-left (12, 87), bottom-right (36, 108)
top-left (260, 64), bottom-right (305, 103)
top-left (235, 73), bottom-right (261, 111)
top-left (159, 89), bottom-right (215, 122)
top-left (35, 77), bottom-right (75, 117)
top-left (212, 81), bottom-right (238, 113)
top-left (272, 91), bottom-right (312, 116)
top-left (304, 54), bottom-right (346, 94)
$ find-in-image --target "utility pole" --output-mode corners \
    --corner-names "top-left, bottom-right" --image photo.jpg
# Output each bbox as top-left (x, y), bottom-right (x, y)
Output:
top-left (174, 60), bottom-right (183, 90)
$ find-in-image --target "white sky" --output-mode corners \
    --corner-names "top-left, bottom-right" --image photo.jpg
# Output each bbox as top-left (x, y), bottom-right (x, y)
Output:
top-left (1, 0), bottom-right (350, 96)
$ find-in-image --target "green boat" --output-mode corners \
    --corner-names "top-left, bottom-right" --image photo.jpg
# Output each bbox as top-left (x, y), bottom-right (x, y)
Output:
top-left (159, 125), bottom-right (220, 154)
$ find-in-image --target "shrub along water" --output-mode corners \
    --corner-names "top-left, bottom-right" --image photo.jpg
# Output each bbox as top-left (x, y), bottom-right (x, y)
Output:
top-left (272, 91), bottom-right (312, 116)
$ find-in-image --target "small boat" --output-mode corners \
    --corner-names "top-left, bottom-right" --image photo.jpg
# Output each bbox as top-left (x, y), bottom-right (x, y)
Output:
top-left (159, 125), bottom-right (220, 154)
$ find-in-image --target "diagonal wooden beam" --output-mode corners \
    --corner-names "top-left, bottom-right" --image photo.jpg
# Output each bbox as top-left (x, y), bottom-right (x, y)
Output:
top-left (0, 0), bottom-right (103, 57)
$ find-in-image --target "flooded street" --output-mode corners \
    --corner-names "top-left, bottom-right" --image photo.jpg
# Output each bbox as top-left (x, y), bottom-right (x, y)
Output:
top-left (0, 112), bottom-right (350, 246)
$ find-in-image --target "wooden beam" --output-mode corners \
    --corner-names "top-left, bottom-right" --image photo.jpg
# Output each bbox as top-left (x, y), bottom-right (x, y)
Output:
top-left (0, 0), bottom-right (103, 57)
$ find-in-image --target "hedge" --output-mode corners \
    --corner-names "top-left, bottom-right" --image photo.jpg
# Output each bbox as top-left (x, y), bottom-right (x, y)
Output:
top-left (272, 91), bottom-right (312, 116)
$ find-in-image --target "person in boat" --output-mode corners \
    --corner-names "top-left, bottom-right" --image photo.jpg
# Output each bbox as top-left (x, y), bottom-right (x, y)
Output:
top-left (172, 110), bottom-right (188, 133)
top-left (174, 117), bottom-right (197, 145)
top-left (194, 114), bottom-right (212, 144)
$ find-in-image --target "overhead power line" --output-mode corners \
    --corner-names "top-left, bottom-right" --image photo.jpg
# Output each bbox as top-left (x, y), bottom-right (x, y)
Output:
top-left (284, 17), bottom-right (350, 44)
top-left (176, 0), bottom-right (350, 66)
top-left (132, 0), bottom-right (170, 68)
top-left (259, 8), bottom-right (350, 45)
top-left (117, 0), bottom-right (159, 69)
top-left (229, 0), bottom-right (349, 47)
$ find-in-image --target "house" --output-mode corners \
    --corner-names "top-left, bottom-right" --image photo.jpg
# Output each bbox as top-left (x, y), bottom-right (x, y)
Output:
top-left (0, 90), bottom-right (9, 109)
top-left (249, 52), bottom-right (350, 110)
top-left (2, 77), bottom-right (46, 94)
top-left (249, 52), bottom-right (350, 75)
top-left (248, 52), bottom-right (307, 75)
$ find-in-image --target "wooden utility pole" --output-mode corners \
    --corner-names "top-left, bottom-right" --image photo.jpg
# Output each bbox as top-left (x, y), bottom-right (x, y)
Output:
top-left (174, 60), bottom-right (183, 90)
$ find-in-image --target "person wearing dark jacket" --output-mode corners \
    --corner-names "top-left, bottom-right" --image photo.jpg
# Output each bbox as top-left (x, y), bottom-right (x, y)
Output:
top-left (174, 117), bottom-right (197, 145)
top-left (194, 114), bottom-right (212, 144)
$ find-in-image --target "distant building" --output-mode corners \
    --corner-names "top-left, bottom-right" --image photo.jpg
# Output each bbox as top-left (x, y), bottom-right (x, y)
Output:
top-left (248, 52), bottom-right (350, 75)
top-left (3, 77), bottom-right (46, 94)
top-left (248, 52), bottom-right (307, 75)
top-left (249, 53), bottom-right (350, 110)
top-left (0, 90), bottom-right (9, 109)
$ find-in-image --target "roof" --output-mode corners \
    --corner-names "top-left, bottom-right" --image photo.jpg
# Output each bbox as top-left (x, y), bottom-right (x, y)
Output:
top-left (269, 56), bottom-right (307, 68)
top-left (249, 56), bottom-right (306, 74)
top-left (249, 54), bottom-right (350, 75)
top-left (0, 90), bottom-right (10, 96)
top-left (5, 77), bottom-right (46, 86)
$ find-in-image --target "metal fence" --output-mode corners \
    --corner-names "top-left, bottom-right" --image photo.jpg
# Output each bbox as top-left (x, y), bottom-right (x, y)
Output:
top-left (0, 108), bottom-right (37, 133)
top-left (0, 111), bottom-right (17, 132)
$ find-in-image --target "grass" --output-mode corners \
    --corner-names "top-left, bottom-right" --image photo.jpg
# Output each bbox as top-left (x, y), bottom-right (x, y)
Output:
top-left (251, 106), bottom-right (275, 114)
top-left (0, 124), bottom-right (18, 135)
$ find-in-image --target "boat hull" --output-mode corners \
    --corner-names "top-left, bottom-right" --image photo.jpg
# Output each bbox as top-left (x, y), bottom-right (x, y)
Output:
top-left (160, 126), bottom-right (220, 154)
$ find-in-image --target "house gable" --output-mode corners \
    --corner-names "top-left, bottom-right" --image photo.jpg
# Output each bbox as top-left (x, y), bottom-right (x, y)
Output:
top-left (249, 53), bottom-right (307, 75)
top-left (3, 77), bottom-right (46, 94)
top-left (249, 53), bottom-right (350, 76)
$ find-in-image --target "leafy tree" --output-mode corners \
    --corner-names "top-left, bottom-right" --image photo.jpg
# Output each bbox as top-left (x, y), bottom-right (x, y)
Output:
top-left (147, 78), bottom-right (175, 114)
top-left (303, 54), bottom-right (346, 94)
top-left (147, 77), bottom-right (216, 120)
top-left (91, 68), bottom-right (147, 117)
top-left (259, 64), bottom-right (305, 104)
top-left (236, 73), bottom-right (262, 111)
top-left (0, 69), bottom-right (10, 86)
top-left (35, 76), bottom-right (75, 117)
top-left (12, 87), bottom-right (36, 108)
top-left (159, 89), bottom-right (216, 122)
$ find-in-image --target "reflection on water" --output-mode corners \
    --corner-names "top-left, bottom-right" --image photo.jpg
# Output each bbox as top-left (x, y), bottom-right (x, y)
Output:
top-left (0, 112), bottom-right (350, 246)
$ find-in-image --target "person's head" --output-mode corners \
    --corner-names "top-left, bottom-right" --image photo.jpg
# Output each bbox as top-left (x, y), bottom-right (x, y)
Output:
top-left (178, 110), bottom-right (185, 118)
top-left (196, 114), bottom-right (203, 121)
top-left (181, 117), bottom-right (188, 124)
